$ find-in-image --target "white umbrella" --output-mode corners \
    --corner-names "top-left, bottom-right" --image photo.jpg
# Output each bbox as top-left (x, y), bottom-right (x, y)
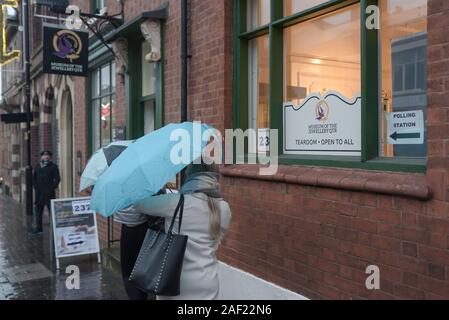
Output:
top-left (79, 140), bottom-right (134, 192)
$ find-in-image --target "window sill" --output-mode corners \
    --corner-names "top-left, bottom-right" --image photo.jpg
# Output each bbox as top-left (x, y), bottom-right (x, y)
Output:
top-left (278, 155), bottom-right (426, 174)
top-left (220, 164), bottom-right (432, 200)
top-left (239, 154), bottom-right (426, 173)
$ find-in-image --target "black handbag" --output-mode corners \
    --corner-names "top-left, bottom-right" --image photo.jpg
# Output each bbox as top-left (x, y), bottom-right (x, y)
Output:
top-left (128, 194), bottom-right (188, 296)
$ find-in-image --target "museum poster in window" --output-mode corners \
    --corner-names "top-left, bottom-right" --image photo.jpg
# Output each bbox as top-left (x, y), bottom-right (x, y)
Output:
top-left (43, 23), bottom-right (88, 77)
top-left (283, 91), bottom-right (362, 156)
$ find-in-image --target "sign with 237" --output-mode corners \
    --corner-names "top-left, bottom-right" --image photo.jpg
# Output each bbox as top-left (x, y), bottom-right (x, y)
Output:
top-left (72, 200), bottom-right (93, 215)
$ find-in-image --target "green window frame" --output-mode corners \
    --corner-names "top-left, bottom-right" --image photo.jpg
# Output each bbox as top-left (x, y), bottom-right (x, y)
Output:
top-left (89, 61), bottom-right (117, 152)
top-left (87, 24), bottom-right (165, 156)
top-left (233, 0), bottom-right (427, 173)
top-left (127, 33), bottom-right (165, 140)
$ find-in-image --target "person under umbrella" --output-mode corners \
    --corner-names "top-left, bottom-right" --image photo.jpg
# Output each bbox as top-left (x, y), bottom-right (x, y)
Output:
top-left (80, 140), bottom-right (164, 300)
top-left (79, 140), bottom-right (134, 192)
top-left (90, 122), bottom-right (215, 217)
top-left (133, 160), bottom-right (232, 300)
top-left (89, 122), bottom-right (220, 299)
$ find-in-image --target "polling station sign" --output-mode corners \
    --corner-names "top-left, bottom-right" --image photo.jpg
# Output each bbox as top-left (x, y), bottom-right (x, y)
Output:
top-left (386, 110), bottom-right (424, 145)
top-left (283, 91), bottom-right (361, 156)
top-left (43, 24), bottom-right (88, 77)
top-left (51, 197), bottom-right (100, 269)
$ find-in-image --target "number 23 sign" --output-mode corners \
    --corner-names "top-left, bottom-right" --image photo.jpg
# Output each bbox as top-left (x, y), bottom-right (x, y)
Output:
top-left (258, 128), bottom-right (270, 153)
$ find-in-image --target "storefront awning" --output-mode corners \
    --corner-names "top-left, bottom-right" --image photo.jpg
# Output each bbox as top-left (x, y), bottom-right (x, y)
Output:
top-left (104, 4), bottom-right (169, 43)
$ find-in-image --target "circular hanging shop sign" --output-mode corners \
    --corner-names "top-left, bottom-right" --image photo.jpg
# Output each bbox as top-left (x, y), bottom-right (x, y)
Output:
top-left (52, 29), bottom-right (83, 62)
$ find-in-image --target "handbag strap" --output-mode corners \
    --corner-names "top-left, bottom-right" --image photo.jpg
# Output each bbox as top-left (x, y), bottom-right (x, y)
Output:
top-left (167, 194), bottom-right (185, 235)
top-left (177, 194), bottom-right (185, 234)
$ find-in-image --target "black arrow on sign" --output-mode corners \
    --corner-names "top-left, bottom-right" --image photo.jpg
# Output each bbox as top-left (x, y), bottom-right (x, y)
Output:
top-left (389, 132), bottom-right (421, 141)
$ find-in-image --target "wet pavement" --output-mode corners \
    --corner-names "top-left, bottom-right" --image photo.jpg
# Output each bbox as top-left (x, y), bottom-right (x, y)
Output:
top-left (0, 195), bottom-right (128, 300)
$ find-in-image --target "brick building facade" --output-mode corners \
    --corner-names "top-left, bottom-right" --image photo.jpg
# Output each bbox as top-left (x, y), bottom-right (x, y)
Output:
top-left (1, 0), bottom-right (449, 300)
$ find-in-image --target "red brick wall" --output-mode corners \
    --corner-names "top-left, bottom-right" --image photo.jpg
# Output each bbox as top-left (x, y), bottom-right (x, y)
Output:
top-left (218, 170), bottom-right (447, 300)
top-left (427, 0), bottom-right (449, 171)
top-left (188, 0), bottom-right (233, 132)
top-left (215, 0), bottom-right (449, 300)
top-left (61, 0), bottom-right (449, 300)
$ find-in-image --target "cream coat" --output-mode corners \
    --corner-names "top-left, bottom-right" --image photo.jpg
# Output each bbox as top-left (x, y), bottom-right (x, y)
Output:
top-left (135, 192), bottom-right (232, 300)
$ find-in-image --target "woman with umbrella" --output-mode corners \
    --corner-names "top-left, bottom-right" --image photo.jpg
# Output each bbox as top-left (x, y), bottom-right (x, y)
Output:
top-left (133, 160), bottom-right (232, 300)
top-left (90, 122), bottom-right (231, 299)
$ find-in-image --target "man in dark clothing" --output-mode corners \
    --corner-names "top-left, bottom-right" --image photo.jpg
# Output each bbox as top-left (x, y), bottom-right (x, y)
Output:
top-left (32, 151), bottom-right (60, 234)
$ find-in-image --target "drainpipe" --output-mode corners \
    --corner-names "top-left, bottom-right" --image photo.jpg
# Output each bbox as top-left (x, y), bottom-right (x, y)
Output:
top-left (181, 0), bottom-right (188, 123)
top-left (180, 0), bottom-right (189, 184)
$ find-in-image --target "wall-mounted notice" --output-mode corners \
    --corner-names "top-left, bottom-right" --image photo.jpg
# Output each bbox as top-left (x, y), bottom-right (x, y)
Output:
top-left (283, 91), bottom-right (361, 156)
top-left (386, 110), bottom-right (424, 145)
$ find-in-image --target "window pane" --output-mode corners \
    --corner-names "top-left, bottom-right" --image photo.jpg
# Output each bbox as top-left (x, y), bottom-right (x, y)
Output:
top-left (92, 99), bottom-right (100, 151)
top-left (393, 66), bottom-right (403, 92)
top-left (404, 63), bottom-right (416, 90)
top-left (284, 0), bottom-right (330, 16)
top-left (249, 35), bottom-right (269, 154)
top-left (91, 69), bottom-right (100, 98)
top-left (417, 60), bottom-right (426, 91)
top-left (144, 100), bottom-right (155, 135)
top-left (380, 0), bottom-right (427, 158)
top-left (111, 95), bottom-right (117, 141)
top-left (111, 63), bottom-right (116, 93)
top-left (247, 0), bottom-right (270, 30)
top-left (100, 64), bottom-right (111, 96)
top-left (101, 97), bottom-right (111, 147)
top-left (142, 41), bottom-right (157, 97)
top-left (284, 4), bottom-right (361, 106)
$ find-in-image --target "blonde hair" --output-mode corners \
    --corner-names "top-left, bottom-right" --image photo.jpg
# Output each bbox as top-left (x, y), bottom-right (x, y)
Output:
top-left (185, 160), bottom-right (222, 241)
top-left (207, 196), bottom-right (222, 241)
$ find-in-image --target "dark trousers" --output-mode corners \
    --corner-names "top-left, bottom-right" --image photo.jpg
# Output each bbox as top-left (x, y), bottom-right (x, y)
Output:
top-left (120, 223), bottom-right (150, 300)
top-left (35, 200), bottom-right (51, 231)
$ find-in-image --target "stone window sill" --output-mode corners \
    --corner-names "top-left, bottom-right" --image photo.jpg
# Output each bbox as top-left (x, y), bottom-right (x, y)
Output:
top-left (220, 164), bottom-right (432, 200)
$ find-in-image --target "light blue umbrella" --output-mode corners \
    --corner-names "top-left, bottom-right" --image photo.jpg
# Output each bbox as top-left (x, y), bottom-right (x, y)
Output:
top-left (91, 122), bottom-right (215, 217)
